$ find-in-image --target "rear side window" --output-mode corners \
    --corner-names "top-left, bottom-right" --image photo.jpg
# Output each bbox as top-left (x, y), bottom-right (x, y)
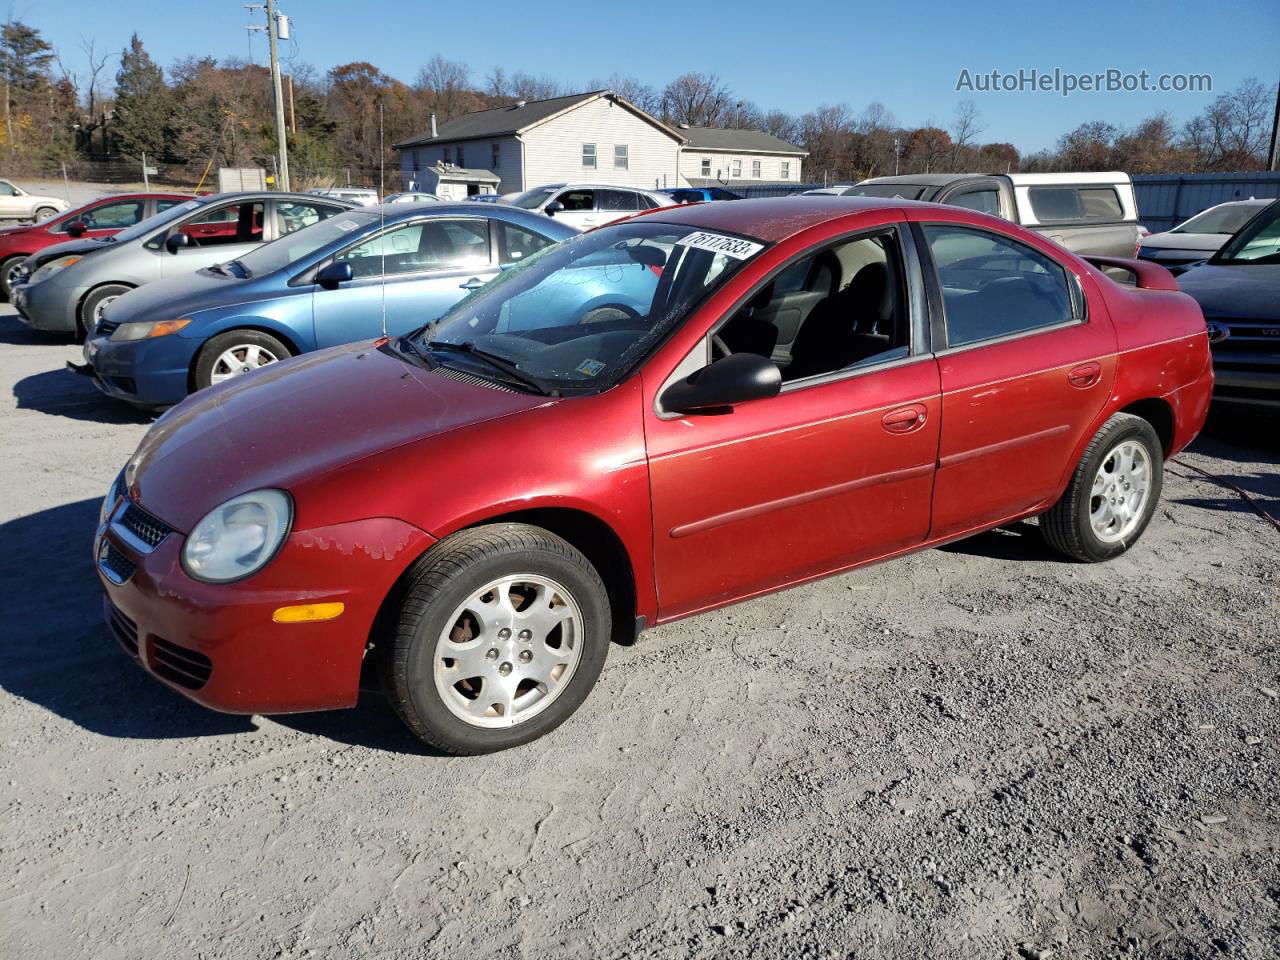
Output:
top-left (1029, 186), bottom-right (1124, 223)
top-left (925, 225), bottom-right (1075, 348)
top-left (497, 221), bottom-right (554, 264)
top-left (598, 189), bottom-right (640, 212)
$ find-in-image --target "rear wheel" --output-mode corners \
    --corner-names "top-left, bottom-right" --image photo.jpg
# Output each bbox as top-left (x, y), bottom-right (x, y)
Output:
top-left (0, 254), bottom-right (28, 301)
top-left (1041, 413), bottom-right (1163, 562)
top-left (381, 524), bottom-right (611, 754)
top-left (193, 329), bottom-right (291, 391)
top-left (78, 284), bottom-right (133, 338)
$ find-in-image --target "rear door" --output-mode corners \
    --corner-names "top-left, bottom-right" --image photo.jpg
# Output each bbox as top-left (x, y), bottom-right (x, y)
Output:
top-left (911, 213), bottom-right (1117, 538)
top-left (596, 188), bottom-right (641, 226)
top-left (311, 216), bottom-right (496, 347)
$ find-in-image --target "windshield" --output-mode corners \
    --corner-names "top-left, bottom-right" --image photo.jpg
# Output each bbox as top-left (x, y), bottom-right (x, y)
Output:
top-left (1174, 203), bottom-right (1266, 235)
top-left (847, 183), bottom-right (931, 201)
top-left (412, 221), bottom-right (764, 391)
top-left (233, 210), bottom-right (379, 275)
top-left (510, 187), bottom-right (556, 210)
top-left (1213, 201), bottom-right (1280, 265)
top-left (106, 197), bottom-right (212, 244)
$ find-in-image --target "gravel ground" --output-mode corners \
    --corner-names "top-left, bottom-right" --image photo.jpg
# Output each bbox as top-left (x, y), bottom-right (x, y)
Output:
top-left (1, 305), bottom-right (1277, 960)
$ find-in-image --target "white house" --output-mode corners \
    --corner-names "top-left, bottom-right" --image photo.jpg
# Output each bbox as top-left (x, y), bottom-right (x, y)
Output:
top-left (393, 90), bottom-right (806, 194)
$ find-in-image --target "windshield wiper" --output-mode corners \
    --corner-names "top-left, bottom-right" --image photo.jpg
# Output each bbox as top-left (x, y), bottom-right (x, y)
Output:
top-left (426, 340), bottom-right (558, 396)
top-left (392, 334), bottom-right (437, 369)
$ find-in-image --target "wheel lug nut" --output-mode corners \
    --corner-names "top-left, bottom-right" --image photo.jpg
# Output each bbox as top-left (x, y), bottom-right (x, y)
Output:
top-left (519, 650), bottom-right (532, 663)
top-left (498, 662), bottom-right (513, 676)
top-left (498, 628), bottom-right (511, 640)
top-left (518, 629), bottom-right (532, 641)
top-left (485, 648), bottom-right (499, 660)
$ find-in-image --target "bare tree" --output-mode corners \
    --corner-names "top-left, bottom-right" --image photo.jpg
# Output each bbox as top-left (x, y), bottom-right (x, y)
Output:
top-left (949, 99), bottom-right (982, 170)
top-left (415, 55), bottom-right (471, 121)
top-left (485, 66), bottom-right (508, 99)
top-left (508, 71), bottom-right (564, 101)
top-left (661, 72), bottom-right (733, 127)
top-left (603, 73), bottom-right (660, 115)
top-left (762, 109), bottom-right (798, 144)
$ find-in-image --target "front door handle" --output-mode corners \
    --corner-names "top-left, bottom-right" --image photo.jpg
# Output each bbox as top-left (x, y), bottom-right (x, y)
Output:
top-left (881, 403), bottom-right (928, 434)
top-left (459, 277), bottom-right (485, 291)
top-left (1068, 362), bottom-right (1101, 389)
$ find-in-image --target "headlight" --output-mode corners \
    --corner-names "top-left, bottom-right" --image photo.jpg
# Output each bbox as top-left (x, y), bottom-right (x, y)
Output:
top-left (28, 255), bottom-right (82, 284)
top-left (111, 317), bottom-right (192, 341)
top-left (99, 470), bottom-right (125, 527)
top-left (182, 489), bottom-right (293, 583)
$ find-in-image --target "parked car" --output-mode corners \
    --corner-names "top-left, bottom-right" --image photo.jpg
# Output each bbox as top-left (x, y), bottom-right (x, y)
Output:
top-left (0, 178), bottom-right (70, 222)
top-left (307, 187), bottom-right (380, 206)
top-left (0, 192), bottom-right (190, 299)
top-left (466, 194), bottom-right (502, 203)
top-left (384, 192), bottom-right (444, 204)
top-left (11, 192), bottom-right (353, 336)
top-left (1138, 199), bottom-right (1273, 275)
top-left (1177, 198), bottom-right (1280, 408)
top-left (507, 182), bottom-right (670, 230)
top-left (73, 204), bottom-right (577, 408)
top-left (94, 197), bottom-right (1211, 753)
top-left (663, 187), bottom-right (742, 204)
top-left (824, 172), bottom-right (1141, 257)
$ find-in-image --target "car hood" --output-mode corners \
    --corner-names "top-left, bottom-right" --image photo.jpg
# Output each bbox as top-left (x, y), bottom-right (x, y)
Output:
top-left (1140, 232), bottom-right (1224, 254)
top-left (24, 235), bottom-right (112, 268)
top-left (104, 268), bottom-right (269, 325)
top-left (128, 340), bottom-right (551, 531)
top-left (1177, 263), bottom-right (1280, 319)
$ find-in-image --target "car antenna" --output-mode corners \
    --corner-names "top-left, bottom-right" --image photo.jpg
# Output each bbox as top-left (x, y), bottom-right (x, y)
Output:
top-left (379, 101), bottom-right (387, 338)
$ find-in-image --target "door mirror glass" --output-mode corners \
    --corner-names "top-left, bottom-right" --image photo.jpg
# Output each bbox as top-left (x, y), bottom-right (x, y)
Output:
top-left (544, 201), bottom-right (564, 216)
top-left (316, 260), bottom-right (354, 289)
top-left (65, 220), bottom-right (88, 238)
top-left (165, 231), bottom-right (192, 254)
top-left (662, 353), bottom-right (781, 414)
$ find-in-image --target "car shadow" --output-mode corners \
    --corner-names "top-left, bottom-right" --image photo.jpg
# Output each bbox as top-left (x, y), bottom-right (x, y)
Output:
top-left (0, 312), bottom-right (74, 347)
top-left (1191, 407), bottom-right (1280, 461)
top-left (13, 368), bottom-right (154, 425)
top-left (0, 497), bottom-right (438, 753)
top-left (936, 519), bottom-right (1060, 562)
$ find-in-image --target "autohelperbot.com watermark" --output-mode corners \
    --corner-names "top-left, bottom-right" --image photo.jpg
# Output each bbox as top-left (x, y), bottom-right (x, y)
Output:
top-left (956, 68), bottom-right (1212, 97)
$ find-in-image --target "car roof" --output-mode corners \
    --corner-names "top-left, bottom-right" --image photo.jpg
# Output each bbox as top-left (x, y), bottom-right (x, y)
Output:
top-left (528, 182), bottom-right (661, 193)
top-left (639, 195), bottom-right (927, 243)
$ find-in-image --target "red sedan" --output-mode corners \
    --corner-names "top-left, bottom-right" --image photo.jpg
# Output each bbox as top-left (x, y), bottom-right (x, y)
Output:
top-left (94, 197), bottom-right (1213, 754)
top-left (0, 191), bottom-right (190, 299)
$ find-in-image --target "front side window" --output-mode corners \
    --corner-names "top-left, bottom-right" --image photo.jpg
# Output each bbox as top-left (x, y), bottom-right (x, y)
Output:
top-left (1214, 201), bottom-right (1280, 264)
top-left (0, 181), bottom-right (16, 196)
top-left (414, 221), bottom-right (761, 391)
top-left (334, 218), bottom-right (490, 278)
top-left (79, 200), bottom-right (145, 229)
top-left (614, 144), bottom-right (629, 169)
top-left (752, 160), bottom-right (762, 179)
top-left (948, 189), bottom-right (1000, 217)
top-left (556, 190), bottom-right (595, 212)
top-left (176, 202), bottom-right (266, 246)
top-left (582, 143), bottom-right (597, 168)
top-left (925, 225), bottom-right (1075, 347)
top-left (700, 157), bottom-right (711, 177)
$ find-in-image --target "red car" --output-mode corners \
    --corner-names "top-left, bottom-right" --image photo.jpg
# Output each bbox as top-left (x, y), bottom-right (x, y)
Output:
top-left (94, 197), bottom-right (1212, 754)
top-left (0, 191), bottom-right (190, 299)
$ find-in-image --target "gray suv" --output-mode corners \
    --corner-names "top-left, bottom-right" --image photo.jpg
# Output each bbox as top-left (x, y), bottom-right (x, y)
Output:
top-left (12, 192), bottom-right (354, 336)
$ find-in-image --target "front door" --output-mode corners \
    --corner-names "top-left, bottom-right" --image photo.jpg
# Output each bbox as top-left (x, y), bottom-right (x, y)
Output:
top-left (646, 225), bottom-right (942, 619)
top-left (160, 200), bottom-right (267, 278)
top-left (311, 217), bottom-right (497, 348)
top-left (914, 218), bottom-right (1117, 538)
top-left (551, 189), bottom-right (600, 230)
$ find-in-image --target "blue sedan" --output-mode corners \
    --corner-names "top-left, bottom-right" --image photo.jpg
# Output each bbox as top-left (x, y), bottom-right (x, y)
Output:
top-left (75, 204), bottom-right (578, 408)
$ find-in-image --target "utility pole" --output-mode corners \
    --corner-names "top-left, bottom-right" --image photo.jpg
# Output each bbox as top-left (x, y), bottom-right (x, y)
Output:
top-left (1268, 73), bottom-right (1280, 172)
top-left (265, 0), bottom-right (290, 191)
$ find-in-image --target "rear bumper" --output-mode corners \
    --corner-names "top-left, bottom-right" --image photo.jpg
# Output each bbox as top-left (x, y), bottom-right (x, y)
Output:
top-left (96, 506), bottom-right (434, 714)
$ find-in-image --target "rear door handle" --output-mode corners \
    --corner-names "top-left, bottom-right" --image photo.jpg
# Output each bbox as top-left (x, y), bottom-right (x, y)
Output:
top-left (1068, 362), bottom-right (1101, 388)
top-left (881, 403), bottom-right (928, 434)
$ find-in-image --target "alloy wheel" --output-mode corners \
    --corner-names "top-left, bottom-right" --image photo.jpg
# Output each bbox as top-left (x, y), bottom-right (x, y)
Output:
top-left (209, 343), bottom-right (282, 383)
top-left (1089, 439), bottom-right (1151, 543)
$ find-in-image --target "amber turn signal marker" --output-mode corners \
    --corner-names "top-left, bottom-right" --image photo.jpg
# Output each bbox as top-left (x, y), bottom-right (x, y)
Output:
top-left (272, 602), bottom-right (345, 623)
top-left (146, 318), bottom-right (192, 338)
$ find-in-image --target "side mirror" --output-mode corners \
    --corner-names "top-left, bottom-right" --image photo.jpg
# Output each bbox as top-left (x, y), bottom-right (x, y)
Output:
top-left (544, 201), bottom-right (564, 216)
top-left (661, 353), bottom-right (781, 414)
top-left (65, 220), bottom-right (89, 238)
top-left (165, 231), bottom-right (192, 254)
top-left (316, 260), bottom-right (353, 290)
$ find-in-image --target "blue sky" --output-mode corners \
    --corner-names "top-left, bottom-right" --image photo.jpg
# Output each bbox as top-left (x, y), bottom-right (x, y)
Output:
top-left (22, 0), bottom-right (1280, 152)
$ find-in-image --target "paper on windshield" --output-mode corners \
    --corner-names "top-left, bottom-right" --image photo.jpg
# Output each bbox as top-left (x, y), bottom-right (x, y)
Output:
top-left (674, 231), bottom-right (764, 260)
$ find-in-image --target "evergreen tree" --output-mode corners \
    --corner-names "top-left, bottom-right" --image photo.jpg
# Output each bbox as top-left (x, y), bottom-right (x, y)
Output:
top-left (112, 34), bottom-right (173, 160)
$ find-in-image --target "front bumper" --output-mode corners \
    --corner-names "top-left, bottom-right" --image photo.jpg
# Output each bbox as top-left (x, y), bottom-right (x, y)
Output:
top-left (12, 276), bottom-right (83, 333)
top-left (95, 497), bottom-right (434, 714)
top-left (1212, 364), bottom-right (1280, 408)
top-left (75, 333), bottom-right (195, 407)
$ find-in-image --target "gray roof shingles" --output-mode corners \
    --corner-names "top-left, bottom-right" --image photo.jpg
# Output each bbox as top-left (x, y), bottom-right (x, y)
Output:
top-left (680, 126), bottom-right (806, 155)
top-left (395, 92), bottom-right (603, 148)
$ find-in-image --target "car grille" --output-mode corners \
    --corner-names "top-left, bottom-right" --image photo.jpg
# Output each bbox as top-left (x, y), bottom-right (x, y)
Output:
top-left (1208, 317), bottom-right (1280, 353)
top-left (119, 503), bottom-right (171, 549)
top-left (150, 638), bottom-right (213, 690)
top-left (99, 541), bottom-right (136, 584)
top-left (107, 603), bottom-right (139, 658)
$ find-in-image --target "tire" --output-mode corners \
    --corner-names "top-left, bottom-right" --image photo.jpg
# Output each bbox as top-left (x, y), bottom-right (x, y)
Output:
top-left (193, 329), bottom-right (292, 391)
top-left (32, 206), bottom-right (58, 222)
top-left (381, 523), bottom-right (611, 754)
top-left (1041, 413), bottom-right (1164, 562)
top-left (0, 254), bottom-right (27, 301)
top-left (78, 284), bottom-right (133, 339)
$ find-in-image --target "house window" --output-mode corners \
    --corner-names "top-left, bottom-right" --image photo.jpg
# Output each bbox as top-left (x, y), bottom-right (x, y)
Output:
top-left (752, 160), bottom-right (762, 179)
top-left (456, 145), bottom-right (465, 167)
top-left (781, 161), bottom-right (790, 179)
top-left (442, 146), bottom-right (451, 164)
top-left (492, 143), bottom-right (500, 169)
top-left (700, 157), bottom-right (711, 177)
top-left (614, 144), bottom-right (628, 169)
top-left (583, 143), bottom-right (597, 168)
top-left (731, 159), bottom-right (741, 178)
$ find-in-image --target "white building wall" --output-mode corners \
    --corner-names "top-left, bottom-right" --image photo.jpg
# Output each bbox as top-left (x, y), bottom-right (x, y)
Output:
top-left (521, 98), bottom-right (682, 190)
top-left (400, 136), bottom-right (524, 193)
top-left (676, 150), bottom-right (804, 184)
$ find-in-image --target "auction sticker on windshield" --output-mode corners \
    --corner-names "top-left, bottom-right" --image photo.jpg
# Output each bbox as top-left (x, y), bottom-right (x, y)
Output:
top-left (674, 231), bottom-right (764, 259)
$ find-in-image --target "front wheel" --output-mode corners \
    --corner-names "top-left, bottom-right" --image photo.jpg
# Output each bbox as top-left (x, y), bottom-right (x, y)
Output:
top-left (1041, 413), bottom-right (1164, 562)
top-left (381, 524), bottom-right (611, 754)
top-left (193, 329), bottom-right (291, 391)
top-left (0, 254), bottom-right (27, 301)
